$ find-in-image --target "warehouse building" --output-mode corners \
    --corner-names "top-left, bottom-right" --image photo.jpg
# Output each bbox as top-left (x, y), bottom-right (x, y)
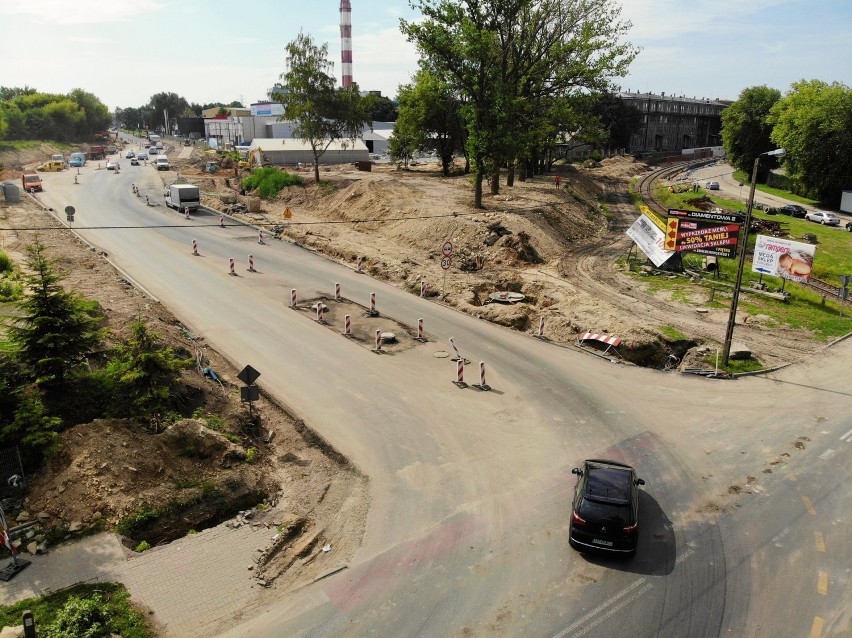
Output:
top-left (247, 138), bottom-right (369, 166)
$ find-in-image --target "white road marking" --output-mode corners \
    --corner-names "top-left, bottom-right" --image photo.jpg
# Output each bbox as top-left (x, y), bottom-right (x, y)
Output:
top-left (553, 549), bottom-right (694, 638)
top-left (839, 428), bottom-right (852, 442)
top-left (818, 449), bottom-right (835, 461)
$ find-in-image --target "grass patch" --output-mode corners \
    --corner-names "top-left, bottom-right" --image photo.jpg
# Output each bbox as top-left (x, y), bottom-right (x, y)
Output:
top-left (732, 170), bottom-right (820, 206)
top-left (0, 140), bottom-right (75, 153)
top-left (241, 166), bottom-right (302, 199)
top-left (659, 325), bottom-right (689, 341)
top-left (0, 583), bottom-right (153, 638)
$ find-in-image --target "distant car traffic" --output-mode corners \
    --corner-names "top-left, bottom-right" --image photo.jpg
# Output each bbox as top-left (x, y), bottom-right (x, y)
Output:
top-left (137, 152), bottom-right (148, 161)
top-left (705, 181), bottom-right (720, 190)
top-left (569, 459), bottom-right (645, 556)
top-left (805, 211), bottom-right (840, 225)
top-left (106, 161), bottom-right (117, 170)
top-left (125, 150), bottom-right (135, 159)
top-left (148, 147), bottom-right (158, 156)
top-left (130, 157), bottom-right (139, 166)
top-left (778, 204), bottom-right (807, 218)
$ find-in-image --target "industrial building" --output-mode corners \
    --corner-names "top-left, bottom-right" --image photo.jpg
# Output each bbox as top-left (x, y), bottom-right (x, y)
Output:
top-left (619, 91), bottom-right (731, 154)
top-left (247, 138), bottom-right (369, 166)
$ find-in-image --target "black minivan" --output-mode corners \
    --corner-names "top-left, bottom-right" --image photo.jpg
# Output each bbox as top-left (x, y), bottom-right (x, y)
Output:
top-left (569, 459), bottom-right (645, 555)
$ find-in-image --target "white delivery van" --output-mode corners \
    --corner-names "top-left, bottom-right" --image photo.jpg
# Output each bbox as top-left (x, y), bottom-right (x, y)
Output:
top-left (165, 183), bottom-right (200, 211)
top-left (155, 155), bottom-right (170, 171)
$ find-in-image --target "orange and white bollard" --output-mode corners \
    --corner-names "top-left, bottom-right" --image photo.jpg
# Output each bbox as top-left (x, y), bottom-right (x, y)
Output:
top-left (449, 337), bottom-right (462, 361)
top-left (258, 230), bottom-right (265, 245)
top-left (184, 207), bottom-right (190, 219)
top-left (375, 329), bottom-right (382, 352)
top-left (343, 314), bottom-right (351, 336)
top-left (420, 281), bottom-right (427, 297)
top-left (220, 214), bottom-right (225, 228)
top-left (316, 303), bottom-right (324, 322)
top-left (455, 358), bottom-right (465, 386)
top-left (228, 258), bottom-right (236, 276)
top-left (417, 318), bottom-right (424, 340)
top-left (478, 361), bottom-right (490, 391)
top-left (334, 282), bottom-right (341, 301)
top-left (248, 254), bottom-right (256, 272)
top-left (356, 257), bottom-right (363, 273)
top-left (538, 317), bottom-right (545, 337)
top-left (290, 289), bottom-right (297, 308)
top-left (369, 292), bottom-right (377, 316)
top-left (192, 239), bottom-right (198, 256)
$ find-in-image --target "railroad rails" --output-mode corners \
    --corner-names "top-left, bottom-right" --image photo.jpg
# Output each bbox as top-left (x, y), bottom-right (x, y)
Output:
top-left (634, 160), bottom-right (847, 301)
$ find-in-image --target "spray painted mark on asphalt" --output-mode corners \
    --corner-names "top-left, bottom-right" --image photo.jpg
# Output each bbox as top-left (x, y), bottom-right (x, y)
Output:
top-left (839, 428), bottom-right (852, 443)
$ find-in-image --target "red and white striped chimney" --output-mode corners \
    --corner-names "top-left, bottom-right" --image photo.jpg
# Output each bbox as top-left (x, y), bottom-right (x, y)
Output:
top-left (340, 0), bottom-right (353, 88)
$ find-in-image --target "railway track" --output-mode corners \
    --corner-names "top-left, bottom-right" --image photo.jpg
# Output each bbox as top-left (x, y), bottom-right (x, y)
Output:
top-left (634, 161), bottom-right (847, 301)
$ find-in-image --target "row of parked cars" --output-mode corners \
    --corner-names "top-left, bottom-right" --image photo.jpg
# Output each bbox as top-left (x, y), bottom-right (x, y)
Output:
top-left (757, 203), bottom-right (850, 229)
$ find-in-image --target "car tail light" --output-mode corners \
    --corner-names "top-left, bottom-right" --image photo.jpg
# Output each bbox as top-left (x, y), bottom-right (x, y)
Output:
top-left (572, 511), bottom-right (586, 526)
top-left (623, 523), bottom-right (638, 535)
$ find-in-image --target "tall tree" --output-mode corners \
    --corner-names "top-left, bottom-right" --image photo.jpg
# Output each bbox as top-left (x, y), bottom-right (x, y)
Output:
top-left (7, 239), bottom-right (105, 390)
top-left (403, 0), bottom-right (637, 207)
top-left (769, 80), bottom-right (852, 206)
top-left (395, 69), bottom-right (464, 175)
top-left (721, 85), bottom-right (782, 177)
top-left (276, 30), bottom-right (371, 182)
top-left (147, 92), bottom-right (190, 132)
top-left (363, 94), bottom-right (399, 122)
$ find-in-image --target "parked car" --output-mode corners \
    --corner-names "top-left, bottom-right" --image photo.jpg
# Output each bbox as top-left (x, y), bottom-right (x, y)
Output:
top-left (569, 459), bottom-right (645, 556)
top-left (805, 210), bottom-right (840, 225)
top-left (705, 181), bottom-right (720, 190)
top-left (125, 150), bottom-right (136, 159)
top-left (778, 204), bottom-right (807, 218)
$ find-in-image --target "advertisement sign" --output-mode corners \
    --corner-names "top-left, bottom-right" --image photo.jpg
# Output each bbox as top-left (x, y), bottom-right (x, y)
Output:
top-left (627, 214), bottom-right (675, 267)
top-left (664, 217), bottom-right (741, 257)
top-left (752, 235), bottom-right (816, 283)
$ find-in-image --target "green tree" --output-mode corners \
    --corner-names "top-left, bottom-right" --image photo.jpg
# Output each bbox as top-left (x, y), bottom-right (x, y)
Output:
top-left (2, 385), bottom-right (62, 457)
top-left (147, 92), bottom-right (190, 131)
top-left (721, 85), bottom-right (782, 177)
top-left (402, 0), bottom-right (637, 207)
top-left (0, 86), bottom-right (37, 101)
top-left (769, 80), bottom-right (852, 206)
top-left (362, 93), bottom-right (398, 121)
top-left (69, 88), bottom-right (112, 136)
top-left (276, 30), bottom-right (371, 182)
top-left (106, 319), bottom-right (189, 430)
top-left (0, 107), bottom-right (7, 140)
top-left (7, 239), bottom-right (104, 390)
top-left (395, 69), bottom-right (464, 175)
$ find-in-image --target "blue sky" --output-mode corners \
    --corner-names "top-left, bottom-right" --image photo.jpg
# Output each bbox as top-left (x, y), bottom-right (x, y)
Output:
top-left (1, 0), bottom-right (849, 111)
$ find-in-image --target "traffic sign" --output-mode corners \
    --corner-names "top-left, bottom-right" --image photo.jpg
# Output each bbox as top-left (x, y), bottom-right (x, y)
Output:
top-left (441, 256), bottom-right (452, 270)
top-left (237, 364), bottom-right (261, 385)
top-left (65, 205), bottom-right (75, 222)
top-left (442, 241), bottom-right (453, 257)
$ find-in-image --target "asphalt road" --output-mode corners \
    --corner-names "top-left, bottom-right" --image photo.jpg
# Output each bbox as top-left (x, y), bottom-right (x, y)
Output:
top-left (31, 151), bottom-right (851, 638)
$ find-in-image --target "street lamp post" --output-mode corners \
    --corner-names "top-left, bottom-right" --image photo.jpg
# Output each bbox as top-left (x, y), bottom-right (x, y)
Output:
top-left (722, 148), bottom-right (786, 365)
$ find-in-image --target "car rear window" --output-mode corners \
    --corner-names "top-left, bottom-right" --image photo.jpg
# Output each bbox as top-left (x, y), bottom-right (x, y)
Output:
top-left (577, 499), bottom-right (631, 525)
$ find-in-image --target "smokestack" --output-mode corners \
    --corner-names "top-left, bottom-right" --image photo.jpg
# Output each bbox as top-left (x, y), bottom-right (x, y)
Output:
top-left (340, 0), bottom-right (353, 88)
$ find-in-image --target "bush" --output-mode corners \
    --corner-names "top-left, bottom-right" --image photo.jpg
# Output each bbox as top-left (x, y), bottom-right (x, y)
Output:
top-left (245, 447), bottom-right (256, 463)
top-left (134, 540), bottom-right (150, 552)
top-left (43, 594), bottom-right (110, 638)
top-left (241, 167), bottom-right (302, 199)
top-left (0, 251), bottom-right (13, 273)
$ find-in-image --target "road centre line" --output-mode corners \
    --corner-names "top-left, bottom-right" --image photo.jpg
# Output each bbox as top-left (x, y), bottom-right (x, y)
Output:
top-left (553, 549), bottom-right (694, 638)
top-left (814, 531), bottom-right (825, 553)
top-left (801, 495), bottom-right (816, 515)
top-left (810, 616), bottom-right (824, 638)
top-left (839, 427), bottom-right (852, 442)
top-left (817, 571), bottom-right (828, 595)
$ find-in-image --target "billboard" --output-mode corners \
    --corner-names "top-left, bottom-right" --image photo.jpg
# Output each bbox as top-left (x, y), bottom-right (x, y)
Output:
top-left (752, 235), bottom-right (816, 283)
top-left (664, 209), bottom-right (744, 258)
top-left (627, 214), bottom-right (675, 267)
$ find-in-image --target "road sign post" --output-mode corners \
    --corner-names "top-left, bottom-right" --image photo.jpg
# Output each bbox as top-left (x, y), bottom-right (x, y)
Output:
top-left (441, 241), bottom-right (453, 296)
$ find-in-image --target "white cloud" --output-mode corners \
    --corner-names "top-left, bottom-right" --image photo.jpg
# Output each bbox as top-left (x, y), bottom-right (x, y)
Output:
top-left (0, 0), bottom-right (165, 25)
